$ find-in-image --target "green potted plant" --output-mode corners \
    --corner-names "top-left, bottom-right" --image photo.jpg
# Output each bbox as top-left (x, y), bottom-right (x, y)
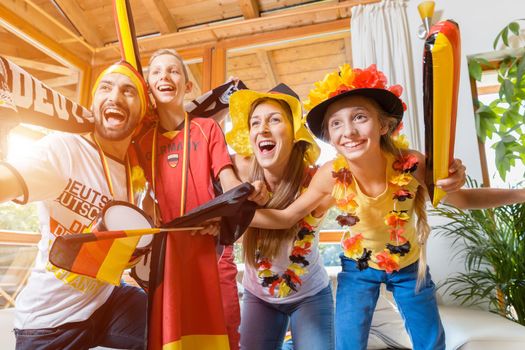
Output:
top-left (431, 179), bottom-right (525, 326)
top-left (468, 19), bottom-right (525, 181)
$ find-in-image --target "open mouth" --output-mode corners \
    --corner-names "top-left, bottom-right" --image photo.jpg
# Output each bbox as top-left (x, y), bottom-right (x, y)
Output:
top-left (258, 140), bottom-right (276, 154)
top-left (103, 106), bottom-right (127, 127)
top-left (343, 140), bottom-right (365, 149)
top-left (157, 84), bottom-right (175, 92)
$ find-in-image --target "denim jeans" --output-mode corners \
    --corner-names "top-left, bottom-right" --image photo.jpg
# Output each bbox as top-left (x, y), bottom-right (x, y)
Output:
top-left (14, 283), bottom-right (147, 350)
top-left (240, 284), bottom-right (334, 350)
top-left (335, 256), bottom-right (445, 350)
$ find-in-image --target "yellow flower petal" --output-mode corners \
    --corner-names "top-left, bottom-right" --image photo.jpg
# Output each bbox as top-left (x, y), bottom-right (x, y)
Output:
top-left (390, 173), bottom-right (412, 186)
top-left (393, 134), bottom-right (409, 149)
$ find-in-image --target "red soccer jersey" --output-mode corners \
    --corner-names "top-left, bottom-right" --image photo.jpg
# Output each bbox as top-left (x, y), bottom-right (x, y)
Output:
top-left (137, 117), bottom-right (233, 223)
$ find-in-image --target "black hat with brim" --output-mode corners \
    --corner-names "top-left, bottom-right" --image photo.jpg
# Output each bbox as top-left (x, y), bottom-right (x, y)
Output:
top-left (306, 88), bottom-right (404, 141)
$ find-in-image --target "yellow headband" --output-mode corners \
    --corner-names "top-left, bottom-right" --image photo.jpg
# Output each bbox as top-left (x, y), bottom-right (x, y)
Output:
top-left (92, 61), bottom-right (148, 118)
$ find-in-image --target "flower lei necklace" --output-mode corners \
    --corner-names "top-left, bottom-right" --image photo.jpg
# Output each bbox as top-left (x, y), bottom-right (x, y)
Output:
top-left (256, 214), bottom-right (318, 297)
top-left (255, 172), bottom-right (319, 298)
top-left (332, 152), bottom-right (419, 273)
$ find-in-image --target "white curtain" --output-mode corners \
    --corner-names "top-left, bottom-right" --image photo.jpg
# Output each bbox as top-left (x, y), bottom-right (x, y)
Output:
top-left (351, 0), bottom-right (421, 150)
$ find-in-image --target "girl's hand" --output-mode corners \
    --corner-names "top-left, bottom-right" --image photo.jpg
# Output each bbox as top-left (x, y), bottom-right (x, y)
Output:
top-left (248, 180), bottom-right (270, 206)
top-left (436, 158), bottom-right (466, 192)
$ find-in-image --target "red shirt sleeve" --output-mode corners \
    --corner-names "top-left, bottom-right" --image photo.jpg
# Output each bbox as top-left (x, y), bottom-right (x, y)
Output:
top-left (207, 120), bottom-right (233, 179)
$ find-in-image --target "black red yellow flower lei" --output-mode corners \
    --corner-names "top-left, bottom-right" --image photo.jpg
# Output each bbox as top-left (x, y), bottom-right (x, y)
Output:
top-left (332, 152), bottom-right (418, 273)
top-left (256, 214), bottom-right (318, 298)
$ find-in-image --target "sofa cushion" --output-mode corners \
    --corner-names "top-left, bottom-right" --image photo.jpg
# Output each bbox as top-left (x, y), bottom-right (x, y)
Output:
top-left (440, 306), bottom-right (525, 350)
top-left (0, 308), bottom-right (15, 350)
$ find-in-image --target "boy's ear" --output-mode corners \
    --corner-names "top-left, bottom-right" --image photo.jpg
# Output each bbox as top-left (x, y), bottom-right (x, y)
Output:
top-left (185, 80), bottom-right (193, 94)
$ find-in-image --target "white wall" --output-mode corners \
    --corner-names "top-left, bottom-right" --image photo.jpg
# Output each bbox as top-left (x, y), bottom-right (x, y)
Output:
top-left (405, 0), bottom-right (524, 180)
top-left (403, 0), bottom-right (525, 304)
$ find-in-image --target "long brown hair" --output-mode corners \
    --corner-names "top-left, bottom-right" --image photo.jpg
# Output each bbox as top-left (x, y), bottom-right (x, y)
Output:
top-left (243, 98), bottom-right (309, 267)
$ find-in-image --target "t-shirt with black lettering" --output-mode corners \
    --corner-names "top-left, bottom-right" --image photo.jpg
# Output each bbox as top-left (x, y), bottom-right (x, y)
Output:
top-left (7, 132), bottom-right (128, 329)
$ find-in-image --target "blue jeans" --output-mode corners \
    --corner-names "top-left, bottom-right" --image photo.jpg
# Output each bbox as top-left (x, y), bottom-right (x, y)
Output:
top-left (240, 284), bottom-right (334, 350)
top-left (14, 283), bottom-right (147, 350)
top-left (335, 256), bottom-right (445, 350)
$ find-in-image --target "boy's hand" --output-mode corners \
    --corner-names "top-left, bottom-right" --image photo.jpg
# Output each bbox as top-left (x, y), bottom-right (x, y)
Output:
top-left (191, 218), bottom-right (220, 236)
top-left (436, 158), bottom-right (466, 192)
top-left (248, 180), bottom-right (270, 206)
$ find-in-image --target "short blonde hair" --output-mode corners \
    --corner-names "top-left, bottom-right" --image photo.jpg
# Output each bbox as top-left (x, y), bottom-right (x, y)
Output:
top-left (148, 48), bottom-right (189, 82)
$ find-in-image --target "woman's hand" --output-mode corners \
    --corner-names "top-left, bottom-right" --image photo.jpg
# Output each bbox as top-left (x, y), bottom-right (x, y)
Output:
top-left (248, 180), bottom-right (270, 206)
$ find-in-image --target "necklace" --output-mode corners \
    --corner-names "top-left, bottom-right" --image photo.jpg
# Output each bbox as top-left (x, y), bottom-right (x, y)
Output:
top-left (332, 153), bottom-right (418, 273)
top-left (255, 171), bottom-right (319, 298)
top-left (92, 133), bottom-right (134, 205)
top-left (150, 112), bottom-right (190, 221)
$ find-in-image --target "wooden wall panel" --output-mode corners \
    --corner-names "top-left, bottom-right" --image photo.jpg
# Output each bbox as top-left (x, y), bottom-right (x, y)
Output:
top-left (275, 53), bottom-right (346, 76)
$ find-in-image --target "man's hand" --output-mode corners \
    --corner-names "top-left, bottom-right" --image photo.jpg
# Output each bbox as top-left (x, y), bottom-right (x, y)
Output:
top-left (191, 218), bottom-right (220, 236)
top-left (436, 158), bottom-right (466, 193)
top-left (248, 180), bottom-right (270, 206)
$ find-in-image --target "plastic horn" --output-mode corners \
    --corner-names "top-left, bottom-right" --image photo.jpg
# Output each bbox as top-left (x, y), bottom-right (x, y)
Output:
top-left (113, 0), bottom-right (142, 73)
top-left (423, 20), bottom-right (461, 207)
top-left (418, 1), bottom-right (435, 37)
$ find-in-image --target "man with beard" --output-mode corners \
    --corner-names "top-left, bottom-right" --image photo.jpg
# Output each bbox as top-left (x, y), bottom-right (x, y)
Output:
top-left (0, 61), bottom-right (149, 350)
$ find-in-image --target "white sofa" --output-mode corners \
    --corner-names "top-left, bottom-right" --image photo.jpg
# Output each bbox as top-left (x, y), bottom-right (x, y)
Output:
top-left (0, 308), bottom-right (15, 349)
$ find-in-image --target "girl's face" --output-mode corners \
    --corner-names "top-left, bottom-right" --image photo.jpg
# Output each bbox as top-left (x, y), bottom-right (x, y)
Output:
top-left (325, 95), bottom-right (388, 162)
top-left (249, 100), bottom-right (294, 173)
top-left (147, 54), bottom-right (192, 107)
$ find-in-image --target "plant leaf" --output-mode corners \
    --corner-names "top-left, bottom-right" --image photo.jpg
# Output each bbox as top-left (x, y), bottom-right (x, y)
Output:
top-left (494, 28), bottom-right (504, 49)
top-left (502, 26), bottom-right (510, 47)
top-left (517, 57), bottom-right (525, 86)
top-left (469, 59), bottom-right (483, 81)
top-left (509, 22), bottom-right (520, 36)
top-left (503, 79), bottom-right (515, 104)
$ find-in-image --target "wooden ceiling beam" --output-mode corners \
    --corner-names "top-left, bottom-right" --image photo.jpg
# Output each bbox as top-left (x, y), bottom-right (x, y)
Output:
top-left (256, 50), bottom-right (277, 87)
top-left (2, 0), bottom-right (94, 54)
top-left (239, 0), bottom-right (260, 19)
top-left (224, 20), bottom-right (349, 53)
top-left (53, 0), bottom-right (104, 47)
top-left (4, 56), bottom-right (71, 75)
top-left (0, 2), bottom-right (92, 65)
top-left (93, 0), bottom-right (377, 65)
top-left (0, 2), bottom-right (92, 105)
top-left (140, 0), bottom-right (178, 34)
top-left (226, 25), bottom-right (349, 57)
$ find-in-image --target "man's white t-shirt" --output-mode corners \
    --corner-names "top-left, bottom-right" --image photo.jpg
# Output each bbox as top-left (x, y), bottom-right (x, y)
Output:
top-left (8, 132), bottom-right (128, 329)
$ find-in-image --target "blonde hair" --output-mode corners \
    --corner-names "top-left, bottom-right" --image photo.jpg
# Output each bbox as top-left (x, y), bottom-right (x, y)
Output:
top-left (378, 107), bottom-right (431, 289)
top-left (323, 96), bottom-right (430, 288)
top-left (243, 97), bottom-right (309, 267)
top-left (148, 48), bottom-right (189, 82)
